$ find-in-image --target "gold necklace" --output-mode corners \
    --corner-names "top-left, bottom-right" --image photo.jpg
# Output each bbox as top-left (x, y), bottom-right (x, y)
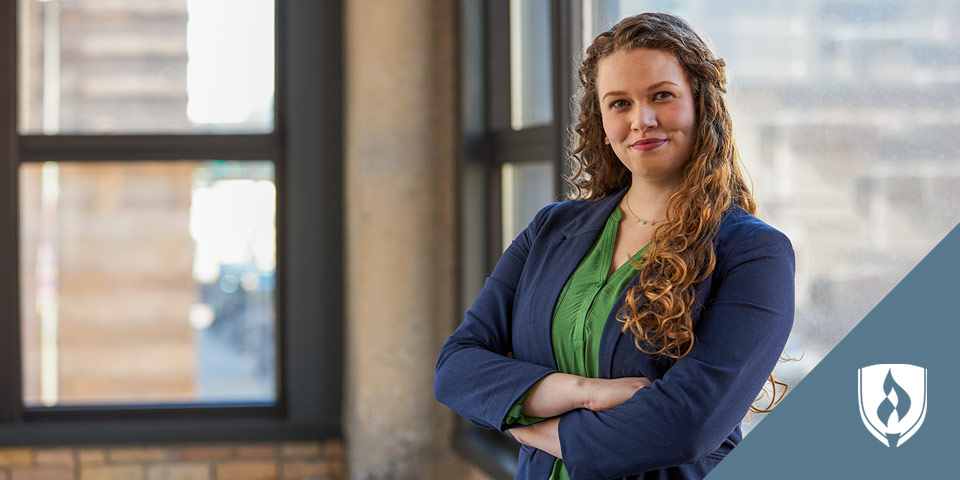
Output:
top-left (624, 193), bottom-right (665, 226)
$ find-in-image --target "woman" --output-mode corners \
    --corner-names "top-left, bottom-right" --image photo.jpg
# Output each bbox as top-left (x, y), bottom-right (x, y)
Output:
top-left (434, 12), bottom-right (794, 480)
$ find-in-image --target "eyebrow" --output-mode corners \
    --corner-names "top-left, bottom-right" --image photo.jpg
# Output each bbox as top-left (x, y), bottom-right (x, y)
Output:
top-left (600, 81), bottom-right (680, 101)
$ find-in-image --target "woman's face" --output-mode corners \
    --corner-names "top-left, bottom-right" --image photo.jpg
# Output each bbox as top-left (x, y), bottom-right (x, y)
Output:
top-left (596, 48), bottom-right (696, 186)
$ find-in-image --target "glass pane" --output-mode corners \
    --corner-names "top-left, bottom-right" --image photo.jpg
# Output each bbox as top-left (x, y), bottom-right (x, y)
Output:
top-left (20, 160), bottom-right (277, 406)
top-left (502, 162), bottom-right (555, 250)
top-left (578, 0), bottom-right (960, 433)
top-left (582, 0), bottom-right (646, 49)
top-left (18, 0), bottom-right (274, 134)
top-left (510, 0), bottom-right (553, 130)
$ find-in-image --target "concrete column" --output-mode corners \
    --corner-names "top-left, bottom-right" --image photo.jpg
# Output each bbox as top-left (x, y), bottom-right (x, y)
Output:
top-left (344, 1), bottom-right (465, 479)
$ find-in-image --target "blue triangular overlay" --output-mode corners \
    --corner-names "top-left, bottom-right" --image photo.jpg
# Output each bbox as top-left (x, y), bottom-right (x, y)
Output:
top-left (706, 222), bottom-right (960, 478)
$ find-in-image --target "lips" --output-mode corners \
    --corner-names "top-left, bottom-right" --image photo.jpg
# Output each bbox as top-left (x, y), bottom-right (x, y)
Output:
top-left (631, 138), bottom-right (667, 151)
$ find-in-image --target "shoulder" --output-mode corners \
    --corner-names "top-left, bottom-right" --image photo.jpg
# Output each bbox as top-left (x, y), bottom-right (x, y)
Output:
top-left (525, 198), bottom-right (601, 236)
top-left (714, 205), bottom-right (795, 272)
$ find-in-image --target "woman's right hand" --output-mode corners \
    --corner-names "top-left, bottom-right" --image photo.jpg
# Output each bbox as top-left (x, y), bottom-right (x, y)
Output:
top-left (583, 377), bottom-right (652, 412)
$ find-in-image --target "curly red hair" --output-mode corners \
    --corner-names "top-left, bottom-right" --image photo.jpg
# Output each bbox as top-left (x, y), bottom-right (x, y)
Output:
top-left (569, 12), bottom-right (785, 413)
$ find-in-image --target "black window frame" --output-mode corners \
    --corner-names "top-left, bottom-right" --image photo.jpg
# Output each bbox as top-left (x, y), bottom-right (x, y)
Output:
top-left (454, 0), bottom-right (580, 477)
top-left (0, 0), bottom-right (343, 444)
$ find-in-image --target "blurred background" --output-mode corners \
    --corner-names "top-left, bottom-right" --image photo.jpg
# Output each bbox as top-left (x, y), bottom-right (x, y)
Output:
top-left (1, 0), bottom-right (958, 479)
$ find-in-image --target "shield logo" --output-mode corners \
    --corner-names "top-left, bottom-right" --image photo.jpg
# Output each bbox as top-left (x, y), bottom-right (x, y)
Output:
top-left (857, 364), bottom-right (927, 447)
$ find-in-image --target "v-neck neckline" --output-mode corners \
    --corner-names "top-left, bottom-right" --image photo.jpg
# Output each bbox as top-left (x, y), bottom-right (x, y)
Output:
top-left (603, 206), bottom-right (650, 282)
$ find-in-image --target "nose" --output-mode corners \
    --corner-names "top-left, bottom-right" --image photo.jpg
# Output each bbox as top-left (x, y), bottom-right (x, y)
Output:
top-left (631, 103), bottom-right (657, 131)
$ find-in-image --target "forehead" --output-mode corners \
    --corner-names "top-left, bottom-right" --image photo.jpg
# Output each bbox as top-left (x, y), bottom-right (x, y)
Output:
top-left (596, 48), bottom-right (689, 93)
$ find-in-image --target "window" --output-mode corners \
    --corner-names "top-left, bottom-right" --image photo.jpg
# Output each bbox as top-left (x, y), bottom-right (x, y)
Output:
top-left (1, 0), bottom-right (343, 444)
top-left (457, 0), bottom-right (960, 476)
top-left (455, 0), bottom-right (575, 476)
top-left (580, 0), bottom-right (960, 431)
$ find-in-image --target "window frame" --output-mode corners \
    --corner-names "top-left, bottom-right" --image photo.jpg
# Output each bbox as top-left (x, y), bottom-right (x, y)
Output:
top-left (0, 0), bottom-right (344, 444)
top-left (454, 0), bottom-right (580, 477)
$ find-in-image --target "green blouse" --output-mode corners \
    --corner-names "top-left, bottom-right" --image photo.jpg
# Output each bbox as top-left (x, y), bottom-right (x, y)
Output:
top-left (504, 205), bottom-right (648, 480)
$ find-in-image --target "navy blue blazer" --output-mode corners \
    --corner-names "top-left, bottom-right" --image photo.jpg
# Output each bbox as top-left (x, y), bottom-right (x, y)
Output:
top-left (434, 187), bottom-right (795, 479)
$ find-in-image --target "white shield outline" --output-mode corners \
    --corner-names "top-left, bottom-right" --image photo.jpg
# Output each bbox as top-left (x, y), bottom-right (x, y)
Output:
top-left (857, 364), bottom-right (927, 447)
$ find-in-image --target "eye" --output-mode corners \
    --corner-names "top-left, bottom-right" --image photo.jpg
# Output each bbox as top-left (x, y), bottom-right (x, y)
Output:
top-left (653, 91), bottom-right (674, 101)
top-left (609, 99), bottom-right (629, 109)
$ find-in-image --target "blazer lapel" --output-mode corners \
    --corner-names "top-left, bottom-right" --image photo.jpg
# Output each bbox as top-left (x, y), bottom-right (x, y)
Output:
top-left (598, 231), bottom-right (724, 378)
top-left (526, 187), bottom-right (629, 370)
top-left (599, 275), bottom-right (644, 378)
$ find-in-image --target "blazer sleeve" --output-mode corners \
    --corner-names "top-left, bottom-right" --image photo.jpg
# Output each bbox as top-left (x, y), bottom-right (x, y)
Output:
top-left (434, 204), bottom-right (559, 432)
top-left (558, 226), bottom-right (796, 479)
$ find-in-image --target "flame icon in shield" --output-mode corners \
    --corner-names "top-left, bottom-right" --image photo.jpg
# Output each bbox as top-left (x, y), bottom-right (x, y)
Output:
top-left (858, 364), bottom-right (927, 447)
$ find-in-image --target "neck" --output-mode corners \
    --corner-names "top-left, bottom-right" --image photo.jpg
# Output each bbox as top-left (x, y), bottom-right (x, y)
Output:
top-left (623, 176), bottom-right (678, 221)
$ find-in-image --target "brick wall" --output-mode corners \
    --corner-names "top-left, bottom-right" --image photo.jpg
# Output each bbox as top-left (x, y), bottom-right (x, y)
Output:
top-left (0, 440), bottom-right (343, 480)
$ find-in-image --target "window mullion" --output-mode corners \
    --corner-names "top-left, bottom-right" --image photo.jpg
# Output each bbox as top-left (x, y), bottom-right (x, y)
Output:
top-left (18, 134), bottom-right (280, 162)
top-left (489, 126), bottom-right (556, 165)
top-left (552, 0), bottom-right (575, 199)
top-left (0, 0), bottom-right (24, 426)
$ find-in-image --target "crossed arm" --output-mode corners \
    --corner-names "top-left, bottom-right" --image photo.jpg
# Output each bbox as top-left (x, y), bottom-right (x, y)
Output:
top-left (435, 206), bottom-right (795, 477)
top-left (507, 372), bottom-right (651, 458)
